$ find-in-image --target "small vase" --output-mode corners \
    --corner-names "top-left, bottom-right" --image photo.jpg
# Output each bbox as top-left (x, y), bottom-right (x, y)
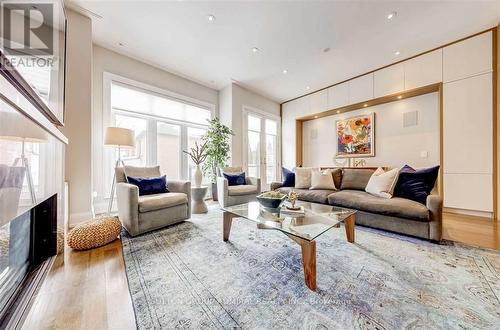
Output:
top-left (194, 165), bottom-right (203, 188)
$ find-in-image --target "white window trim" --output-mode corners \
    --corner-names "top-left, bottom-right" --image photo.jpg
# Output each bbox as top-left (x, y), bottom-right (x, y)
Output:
top-left (241, 105), bottom-right (281, 186)
top-left (101, 72), bottom-right (215, 202)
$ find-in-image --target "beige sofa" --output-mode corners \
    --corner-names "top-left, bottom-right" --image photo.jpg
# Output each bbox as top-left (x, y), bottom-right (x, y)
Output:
top-left (115, 166), bottom-right (191, 236)
top-left (271, 168), bottom-right (442, 242)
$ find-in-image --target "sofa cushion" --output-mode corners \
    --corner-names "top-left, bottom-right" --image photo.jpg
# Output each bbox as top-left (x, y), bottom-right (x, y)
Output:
top-left (127, 175), bottom-right (169, 196)
top-left (282, 167), bottom-right (295, 187)
top-left (223, 172), bottom-right (246, 186)
top-left (138, 192), bottom-right (188, 213)
top-left (310, 168), bottom-right (336, 190)
top-left (294, 167), bottom-right (314, 189)
top-left (328, 190), bottom-right (429, 221)
top-left (394, 165), bottom-right (440, 204)
top-left (340, 168), bottom-right (375, 190)
top-left (365, 167), bottom-right (399, 199)
top-left (277, 187), bottom-right (335, 204)
top-left (228, 185), bottom-right (257, 196)
top-left (331, 168), bottom-right (343, 190)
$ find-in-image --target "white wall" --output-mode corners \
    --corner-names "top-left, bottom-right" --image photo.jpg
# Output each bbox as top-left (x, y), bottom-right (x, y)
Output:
top-left (302, 93), bottom-right (439, 169)
top-left (91, 45), bottom-right (219, 215)
top-left (218, 83), bottom-right (280, 167)
top-left (62, 9), bottom-right (93, 225)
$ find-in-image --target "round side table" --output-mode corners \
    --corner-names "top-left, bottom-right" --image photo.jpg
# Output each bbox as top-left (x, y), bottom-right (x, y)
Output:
top-left (191, 186), bottom-right (208, 214)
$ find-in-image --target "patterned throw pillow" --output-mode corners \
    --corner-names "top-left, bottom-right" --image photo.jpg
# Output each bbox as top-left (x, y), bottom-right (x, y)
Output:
top-left (127, 175), bottom-right (169, 196)
top-left (282, 167), bottom-right (295, 187)
top-left (393, 165), bottom-right (440, 204)
top-left (223, 172), bottom-right (246, 186)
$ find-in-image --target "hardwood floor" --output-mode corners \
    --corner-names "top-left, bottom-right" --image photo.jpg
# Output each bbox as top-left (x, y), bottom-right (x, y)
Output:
top-left (23, 211), bottom-right (498, 329)
top-left (22, 240), bottom-right (136, 330)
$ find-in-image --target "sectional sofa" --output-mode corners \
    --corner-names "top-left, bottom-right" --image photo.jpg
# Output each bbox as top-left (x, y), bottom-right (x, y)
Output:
top-left (271, 168), bottom-right (442, 242)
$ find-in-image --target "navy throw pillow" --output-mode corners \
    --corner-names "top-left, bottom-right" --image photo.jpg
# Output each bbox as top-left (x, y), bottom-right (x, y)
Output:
top-left (127, 175), bottom-right (169, 196)
top-left (282, 167), bottom-right (295, 187)
top-left (223, 172), bottom-right (246, 186)
top-left (394, 165), bottom-right (440, 204)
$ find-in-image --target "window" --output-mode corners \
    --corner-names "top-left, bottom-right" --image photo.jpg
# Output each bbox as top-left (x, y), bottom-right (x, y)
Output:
top-left (109, 79), bottom-right (213, 186)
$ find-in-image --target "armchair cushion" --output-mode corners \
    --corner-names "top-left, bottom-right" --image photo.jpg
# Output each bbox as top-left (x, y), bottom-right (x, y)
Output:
top-left (138, 192), bottom-right (188, 213)
top-left (127, 175), bottom-right (169, 196)
top-left (228, 185), bottom-right (258, 196)
top-left (223, 172), bottom-right (246, 186)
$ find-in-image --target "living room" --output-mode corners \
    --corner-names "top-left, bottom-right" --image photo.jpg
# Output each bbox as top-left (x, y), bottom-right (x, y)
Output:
top-left (0, 1), bottom-right (499, 329)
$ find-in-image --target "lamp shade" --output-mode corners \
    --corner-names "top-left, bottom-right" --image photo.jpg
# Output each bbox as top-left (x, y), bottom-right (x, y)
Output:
top-left (0, 111), bottom-right (49, 143)
top-left (104, 127), bottom-right (135, 148)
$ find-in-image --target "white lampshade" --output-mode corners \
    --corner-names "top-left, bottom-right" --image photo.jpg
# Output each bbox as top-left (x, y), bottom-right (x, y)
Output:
top-left (104, 127), bottom-right (135, 148)
top-left (0, 111), bottom-right (49, 143)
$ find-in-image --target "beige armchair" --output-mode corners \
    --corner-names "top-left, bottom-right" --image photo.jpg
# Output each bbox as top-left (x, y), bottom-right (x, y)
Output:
top-left (217, 166), bottom-right (261, 207)
top-left (115, 166), bottom-right (190, 236)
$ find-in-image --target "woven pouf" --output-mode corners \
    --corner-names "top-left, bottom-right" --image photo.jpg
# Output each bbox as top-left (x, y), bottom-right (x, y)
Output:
top-left (67, 216), bottom-right (122, 250)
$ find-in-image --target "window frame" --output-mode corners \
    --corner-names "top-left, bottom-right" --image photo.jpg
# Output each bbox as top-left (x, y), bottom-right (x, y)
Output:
top-left (102, 72), bottom-right (215, 197)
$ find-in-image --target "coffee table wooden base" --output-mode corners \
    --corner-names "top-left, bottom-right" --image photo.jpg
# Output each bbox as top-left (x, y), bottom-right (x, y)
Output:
top-left (222, 210), bottom-right (356, 291)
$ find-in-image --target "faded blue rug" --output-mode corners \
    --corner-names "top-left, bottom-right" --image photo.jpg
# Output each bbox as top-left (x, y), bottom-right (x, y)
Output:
top-left (121, 205), bottom-right (500, 329)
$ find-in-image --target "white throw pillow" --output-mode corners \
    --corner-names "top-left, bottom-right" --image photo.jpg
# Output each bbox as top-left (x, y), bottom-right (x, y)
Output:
top-left (310, 169), bottom-right (337, 190)
top-left (365, 167), bottom-right (400, 199)
top-left (294, 167), bottom-right (315, 189)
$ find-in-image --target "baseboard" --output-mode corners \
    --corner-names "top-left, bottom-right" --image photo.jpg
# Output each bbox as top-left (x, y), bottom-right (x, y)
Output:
top-left (443, 207), bottom-right (493, 219)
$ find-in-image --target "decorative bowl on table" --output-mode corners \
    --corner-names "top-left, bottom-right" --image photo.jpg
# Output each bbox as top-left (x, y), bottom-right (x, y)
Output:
top-left (256, 191), bottom-right (287, 209)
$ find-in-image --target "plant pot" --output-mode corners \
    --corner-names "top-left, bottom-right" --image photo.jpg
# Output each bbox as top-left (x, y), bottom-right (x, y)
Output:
top-left (211, 182), bottom-right (218, 201)
top-left (194, 165), bottom-right (203, 188)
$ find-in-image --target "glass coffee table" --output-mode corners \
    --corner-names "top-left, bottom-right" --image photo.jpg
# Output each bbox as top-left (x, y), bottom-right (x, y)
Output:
top-left (222, 201), bottom-right (356, 291)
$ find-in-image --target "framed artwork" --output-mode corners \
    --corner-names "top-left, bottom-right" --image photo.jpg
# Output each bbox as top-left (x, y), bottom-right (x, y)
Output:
top-left (336, 113), bottom-right (375, 158)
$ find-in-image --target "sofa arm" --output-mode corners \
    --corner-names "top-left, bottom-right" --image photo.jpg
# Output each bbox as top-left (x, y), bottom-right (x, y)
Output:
top-left (270, 182), bottom-right (283, 190)
top-left (168, 180), bottom-right (191, 218)
top-left (217, 176), bottom-right (228, 204)
top-left (427, 194), bottom-right (443, 242)
top-left (246, 177), bottom-right (261, 193)
top-left (116, 183), bottom-right (140, 236)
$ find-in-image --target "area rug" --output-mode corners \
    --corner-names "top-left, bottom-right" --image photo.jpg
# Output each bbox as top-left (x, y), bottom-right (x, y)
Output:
top-left (121, 206), bottom-right (500, 329)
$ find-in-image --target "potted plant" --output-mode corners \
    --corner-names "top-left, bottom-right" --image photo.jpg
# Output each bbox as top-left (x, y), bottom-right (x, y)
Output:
top-left (202, 117), bottom-right (234, 200)
top-left (183, 141), bottom-right (208, 188)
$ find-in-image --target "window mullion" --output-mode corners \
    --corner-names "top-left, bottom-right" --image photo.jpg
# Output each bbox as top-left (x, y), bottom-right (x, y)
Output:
top-left (180, 125), bottom-right (188, 180)
top-left (148, 119), bottom-right (157, 166)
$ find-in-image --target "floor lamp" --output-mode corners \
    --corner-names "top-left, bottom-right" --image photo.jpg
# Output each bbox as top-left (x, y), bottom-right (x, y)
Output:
top-left (0, 112), bottom-right (49, 205)
top-left (104, 127), bottom-right (135, 215)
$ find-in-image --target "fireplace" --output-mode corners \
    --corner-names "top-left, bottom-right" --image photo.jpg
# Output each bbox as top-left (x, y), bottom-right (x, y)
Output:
top-left (0, 194), bottom-right (57, 328)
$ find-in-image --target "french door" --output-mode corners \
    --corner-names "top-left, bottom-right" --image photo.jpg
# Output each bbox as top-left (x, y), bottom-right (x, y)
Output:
top-left (243, 108), bottom-right (280, 191)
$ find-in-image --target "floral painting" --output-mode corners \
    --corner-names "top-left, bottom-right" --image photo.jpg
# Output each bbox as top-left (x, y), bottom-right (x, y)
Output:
top-left (336, 113), bottom-right (375, 158)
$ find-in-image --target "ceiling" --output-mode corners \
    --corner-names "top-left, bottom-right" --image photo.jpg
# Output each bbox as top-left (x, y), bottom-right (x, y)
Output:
top-left (69, 1), bottom-right (499, 103)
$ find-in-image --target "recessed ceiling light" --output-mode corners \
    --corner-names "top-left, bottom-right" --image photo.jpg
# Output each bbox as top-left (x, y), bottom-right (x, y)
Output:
top-left (314, 116), bottom-right (318, 119)
top-left (336, 110), bottom-right (340, 114)
top-left (395, 50), bottom-right (401, 56)
top-left (397, 95), bottom-right (403, 99)
top-left (387, 11), bottom-right (397, 20)
top-left (252, 47), bottom-right (259, 53)
top-left (363, 104), bottom-right (368, 107)
top-left (207, 14), bottom-right (216, 22)
top-left (282, 69), bottom-right (288, 74)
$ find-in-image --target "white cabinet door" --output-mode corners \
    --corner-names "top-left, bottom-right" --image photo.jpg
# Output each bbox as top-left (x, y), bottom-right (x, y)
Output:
top-left (443, 31), bottom-right (492, 83)
top-left (443, 73), bottom-right (492, 174)
top-left (281, 100), bottom-right (301, 169)
top-left (327, 82), bottom-right (349, 109)
top-left (444, 173), bottom-right (493, 212)
top-left (404, 49), bottom-right (442, 90)
top-left (348, 73), bottom-right (373, 104)
top-left (374, 63), bottom-right (405, 97)
top-left (309, 90), bottom-right (328, 114)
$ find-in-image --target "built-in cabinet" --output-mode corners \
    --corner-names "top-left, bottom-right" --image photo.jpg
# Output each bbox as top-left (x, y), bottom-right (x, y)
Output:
top-left (349, 74), bottom-right (374, 104)
top-left (403, 49), bottom-right (443, 90)
top-left (282, 30), bottom-right (495, 216)
top-left (374, 63), bottom-right (405, 97)
top-left (443, 31), bottom-right (492, 83)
